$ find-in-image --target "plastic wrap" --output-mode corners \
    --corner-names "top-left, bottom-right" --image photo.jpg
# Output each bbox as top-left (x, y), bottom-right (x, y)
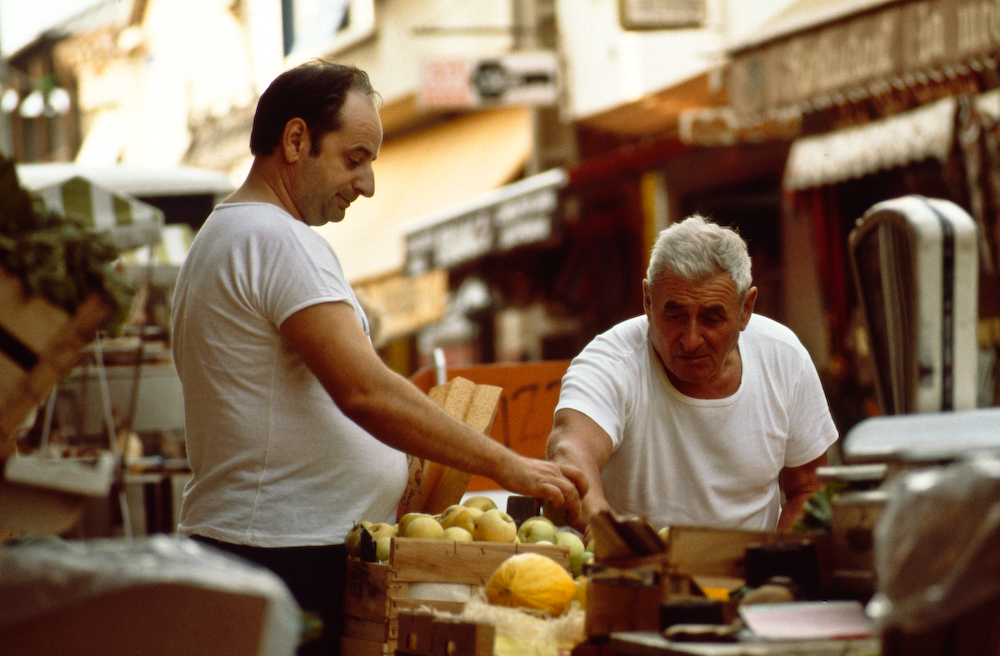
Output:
top-left (867, 453), bottom-right (1000, 633)
top-left (0, 534), bottom-right (301, 655)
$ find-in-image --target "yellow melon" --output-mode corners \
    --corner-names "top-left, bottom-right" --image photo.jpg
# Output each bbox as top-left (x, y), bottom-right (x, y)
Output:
top-left (485, 552), bottom-right (576, 617)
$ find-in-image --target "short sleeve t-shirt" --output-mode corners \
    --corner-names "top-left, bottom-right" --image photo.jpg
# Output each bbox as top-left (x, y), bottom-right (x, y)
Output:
top-left (172, 203), bottom-right (409, 547)
top-left (555, 314), bottom-right (838, 530)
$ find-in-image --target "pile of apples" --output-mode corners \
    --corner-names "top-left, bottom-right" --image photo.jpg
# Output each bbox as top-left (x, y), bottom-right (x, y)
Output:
top-left (345, 494), bottom-right (595, 576)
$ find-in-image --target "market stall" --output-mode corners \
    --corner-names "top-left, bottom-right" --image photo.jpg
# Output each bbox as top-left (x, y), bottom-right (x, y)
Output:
top-left (0, 161), bottom-right (165, 539)
top-left (331, 195), bottom-right (1000, 656)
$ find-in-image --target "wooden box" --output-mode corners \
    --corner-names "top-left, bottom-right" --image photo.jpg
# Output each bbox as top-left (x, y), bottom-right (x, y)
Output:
top-left (585, 526), bottom-right (831, 637)
top-left (341, 537), bottom-right (570, 655)
top-left (0, 265), bottom-right (112, 457)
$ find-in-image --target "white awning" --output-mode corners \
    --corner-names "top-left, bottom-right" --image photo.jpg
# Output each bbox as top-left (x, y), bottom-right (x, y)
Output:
top-left (401, 167), bottom-right (567, 275)
top-left (31, 176), bottom-right (164, 251)
top-left (783, 96), bottom-right (956, 191)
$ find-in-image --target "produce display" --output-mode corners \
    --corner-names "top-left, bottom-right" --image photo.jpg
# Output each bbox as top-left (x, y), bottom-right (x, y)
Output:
top-left (344, 494), bottom-right (593, 619)
top-left (0, 155), bottom-right (134, 334)
top-left (485, 551), bottom-right (577, 617)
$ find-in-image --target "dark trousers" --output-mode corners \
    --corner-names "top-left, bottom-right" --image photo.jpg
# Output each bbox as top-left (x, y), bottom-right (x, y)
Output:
top-left (191, 535), bottom-right (347, 656)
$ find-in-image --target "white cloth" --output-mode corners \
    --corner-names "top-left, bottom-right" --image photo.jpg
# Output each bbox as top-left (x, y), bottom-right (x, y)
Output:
top-left (171, 203), bottom-right (408, 547)
top-left (556, 314), bottom-right (838, 531)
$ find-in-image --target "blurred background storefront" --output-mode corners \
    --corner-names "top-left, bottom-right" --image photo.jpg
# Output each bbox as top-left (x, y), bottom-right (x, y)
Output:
top-left (4, 0), bottom-right (1000, 536)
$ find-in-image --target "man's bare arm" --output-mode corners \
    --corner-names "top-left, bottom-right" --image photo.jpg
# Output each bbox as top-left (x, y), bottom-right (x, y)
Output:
top-left (280, 301), bottom-right (585, 511)
top-left (546, 408), bottom-right (614, 536)
top-left (777, 451), bottom-right (829, 531)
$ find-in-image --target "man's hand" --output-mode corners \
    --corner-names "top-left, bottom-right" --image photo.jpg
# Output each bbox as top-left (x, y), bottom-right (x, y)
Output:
top-left (494, 456), bottom-right (588, 521)
top-left (546, 408), bottom-right (614, 537)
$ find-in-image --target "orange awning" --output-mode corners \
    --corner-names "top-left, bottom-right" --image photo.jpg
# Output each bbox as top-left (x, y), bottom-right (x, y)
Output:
top-left (314, 105), bottom-right (532, 284)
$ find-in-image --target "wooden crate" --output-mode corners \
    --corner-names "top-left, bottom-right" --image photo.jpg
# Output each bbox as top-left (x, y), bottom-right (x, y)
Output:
top-left (585, 527), bottom-right (832, 637)
top-left (0, 265), bottom-right (112, 456)
top-left (341, 537), bottom-right (570, 655)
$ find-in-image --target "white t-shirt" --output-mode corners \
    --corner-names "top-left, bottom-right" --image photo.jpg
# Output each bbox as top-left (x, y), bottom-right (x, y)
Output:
top-left (556, 314), bottom-right (838, 531)
top-left (171, 203), bottom-right (409, 547)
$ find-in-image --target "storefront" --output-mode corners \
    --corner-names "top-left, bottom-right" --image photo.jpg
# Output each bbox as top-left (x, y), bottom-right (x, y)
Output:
top-left (722, 0), bottom-right (1000, 414)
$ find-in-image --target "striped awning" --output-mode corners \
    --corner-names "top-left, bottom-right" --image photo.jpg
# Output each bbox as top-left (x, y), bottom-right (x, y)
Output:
top-left (31, 176), bottom-right (164, 251)
top-left (783, 97), bottom-right (956, 191)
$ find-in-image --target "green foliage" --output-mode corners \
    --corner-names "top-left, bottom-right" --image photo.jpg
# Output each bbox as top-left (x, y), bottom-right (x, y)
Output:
top-left (0, 155), bottom-right (135, 333)
top-left (790, 481), bottom-right (847, 535)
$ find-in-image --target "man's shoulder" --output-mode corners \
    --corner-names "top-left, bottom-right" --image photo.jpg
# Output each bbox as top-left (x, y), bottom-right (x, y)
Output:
top-left (593, 315), bottom-right (648, 351)
top-left (208, 202), bottom-right (293, 227)
top-left (744, 314), bottom-right (809, 354)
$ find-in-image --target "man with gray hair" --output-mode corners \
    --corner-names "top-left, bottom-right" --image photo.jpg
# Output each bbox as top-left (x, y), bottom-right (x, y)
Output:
top-left (547, 214), bottom-right (837, 537)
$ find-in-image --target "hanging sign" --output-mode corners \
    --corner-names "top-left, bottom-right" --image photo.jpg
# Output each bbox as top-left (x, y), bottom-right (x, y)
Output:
top-left (419, 51), bottom-right (560, 110)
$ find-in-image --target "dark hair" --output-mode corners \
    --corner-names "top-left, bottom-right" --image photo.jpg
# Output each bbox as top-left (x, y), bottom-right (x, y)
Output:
top-left (249, 60), bottom-right (380, 157)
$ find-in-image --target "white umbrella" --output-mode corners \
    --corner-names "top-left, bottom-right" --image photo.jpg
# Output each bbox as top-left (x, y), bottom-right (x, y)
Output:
top-left (31, 175), bottom-right (164, 252)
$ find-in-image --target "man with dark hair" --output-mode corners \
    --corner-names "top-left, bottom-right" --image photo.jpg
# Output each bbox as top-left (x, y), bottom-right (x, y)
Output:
top-left (172, 60), bottom-right (584, 655)
top-left (547, 214), bottom-right (836, 540)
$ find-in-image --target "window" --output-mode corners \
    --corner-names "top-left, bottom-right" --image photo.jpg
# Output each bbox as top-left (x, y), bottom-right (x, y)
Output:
top-left (281, 0), bottom-right (375, 59)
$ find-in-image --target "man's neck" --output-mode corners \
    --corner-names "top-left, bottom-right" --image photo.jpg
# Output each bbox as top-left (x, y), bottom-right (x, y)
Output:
top-left (224, 159), bottom-right (300, 220)
top-left (660, 346), bottom-right (743, 400)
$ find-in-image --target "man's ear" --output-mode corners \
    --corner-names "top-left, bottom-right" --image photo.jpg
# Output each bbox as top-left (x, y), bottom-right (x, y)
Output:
top-left (282, 118), bottom-right (310, 163)
top-left (642, 279), bottom-right (652, 315)
top-left (740, 286), bottom-right (758, 330)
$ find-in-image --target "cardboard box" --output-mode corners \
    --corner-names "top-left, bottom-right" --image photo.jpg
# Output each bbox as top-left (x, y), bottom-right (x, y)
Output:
top-left (341, 537), bottom-right (569, 654)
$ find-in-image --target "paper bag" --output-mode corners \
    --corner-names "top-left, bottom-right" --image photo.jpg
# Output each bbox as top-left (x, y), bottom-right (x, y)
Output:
top-left (397, 377), bottom-right (502, 518)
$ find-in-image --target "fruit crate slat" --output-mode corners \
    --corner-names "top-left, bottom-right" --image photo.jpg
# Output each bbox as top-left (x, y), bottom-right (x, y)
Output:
top-left (389, 538), bottom-right (570, 584)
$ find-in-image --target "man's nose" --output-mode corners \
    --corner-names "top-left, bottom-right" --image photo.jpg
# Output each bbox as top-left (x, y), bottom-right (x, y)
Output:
top-left (679, 321), bottom-right (703, 351)
top-left (356, 165), bottom-right (375, 198)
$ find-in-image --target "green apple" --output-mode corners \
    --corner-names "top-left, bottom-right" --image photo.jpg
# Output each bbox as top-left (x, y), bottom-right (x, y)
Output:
top-left (462, 495), bottom-right (498, 512)
top-left (368, 522), bottom-right (397, 541)
top-left (473, 509), bottom-right (517, 542)
top-left (344, 520), bottom-right (373, 558)
top-left (571, 550), bottom-right (594, 577)
top-left (398, 512), bottom-right (431, 537)
top-left (440, 526), bottom-right (474, 541)
top-left (436, 505), bottom-right (465, 529)
top-left (554, 531), bottom-right (586, 558)
top-left (517, 517), bottom-right (558, 544)
top-left (451, 506), bottom-right (484, 534)
top-left (375, 536), bottom-right (393, 562)
top-left (404, 516), bottom-right (444, 539)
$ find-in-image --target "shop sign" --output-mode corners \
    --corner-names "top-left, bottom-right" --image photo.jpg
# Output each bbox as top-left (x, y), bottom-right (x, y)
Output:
top-left (403, 169), bottom-right (566, 274)
top-left (729, 0), bottom-right (1000, 115)
top-left (619, 0), bottom-right (706, 30)
top-left (356, 269), bottom-right (448, 346)
top-left (419, 51), bottom-right (559, 110)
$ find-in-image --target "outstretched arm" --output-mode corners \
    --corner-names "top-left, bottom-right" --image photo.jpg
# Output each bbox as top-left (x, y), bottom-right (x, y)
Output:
top-left (546, 408), bottom-right (614, 538)
top-left (281, 301), bottom-right (586, 511)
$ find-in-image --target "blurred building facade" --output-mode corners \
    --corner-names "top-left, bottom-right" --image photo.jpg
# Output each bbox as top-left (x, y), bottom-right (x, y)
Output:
top-left (6, 0), bottom-right (998, 432)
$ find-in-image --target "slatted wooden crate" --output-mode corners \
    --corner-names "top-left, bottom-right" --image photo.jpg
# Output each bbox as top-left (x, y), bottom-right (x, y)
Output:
top-left (0, 265), bottom-right (112, 458)
top-left (341, 537), bottom-right (570, 655)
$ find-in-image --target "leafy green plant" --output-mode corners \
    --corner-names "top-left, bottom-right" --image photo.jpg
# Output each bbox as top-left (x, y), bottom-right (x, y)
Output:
top-left (0, 155), bottom-right (134, 333)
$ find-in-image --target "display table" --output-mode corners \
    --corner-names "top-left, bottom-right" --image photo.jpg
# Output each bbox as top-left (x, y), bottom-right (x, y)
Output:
top-left (607, 631), bottom-right (880, 656)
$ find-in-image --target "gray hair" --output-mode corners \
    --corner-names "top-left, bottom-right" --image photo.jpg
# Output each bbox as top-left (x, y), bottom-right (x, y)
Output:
top-left (646, 214), bottom-right (752, 297)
